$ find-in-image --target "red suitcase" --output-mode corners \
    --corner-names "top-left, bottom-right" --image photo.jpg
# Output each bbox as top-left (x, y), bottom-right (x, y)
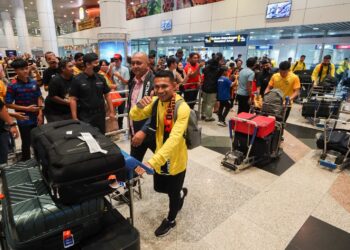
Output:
top-left (231, 112), bottom-right (275, 138)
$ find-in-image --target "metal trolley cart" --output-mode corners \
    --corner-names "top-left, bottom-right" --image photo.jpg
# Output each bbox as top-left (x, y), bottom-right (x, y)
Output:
top-left (221, 98), bottom-right (290, 172)
top-left (109, 150), bottom-right (154, 225)
top-left (317, 119), bottom-right (350, 172)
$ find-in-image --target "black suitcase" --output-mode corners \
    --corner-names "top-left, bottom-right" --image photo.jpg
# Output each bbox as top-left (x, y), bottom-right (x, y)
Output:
top-left (233, 132), bottom-right (273, 161)
top-left (316, 129), bottom-right (350, 155)
top-left (302, 99), bottom-right (341, 118)
top-left (31, 120), bottom-right (126, 204)
top-left (294, 70), bottom-right (313, 83)
top-left (1, 166), bottom-right (106, 250)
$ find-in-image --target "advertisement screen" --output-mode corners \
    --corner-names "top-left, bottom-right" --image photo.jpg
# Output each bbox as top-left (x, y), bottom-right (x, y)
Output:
top-left (126, 0), bottom-right (224, 20)
top-left (266, 1), bottom-right (291, 19)
top-left (99, 41), bottom-right (126, 62)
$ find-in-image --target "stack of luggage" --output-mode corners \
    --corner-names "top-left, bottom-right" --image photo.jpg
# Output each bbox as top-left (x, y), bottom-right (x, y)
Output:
top-left (294, 70), bottom-right (313, 98)
top-left (301, 96), bottom-right (342, 119)
top-left (1, 120), bottom-right (140, 250)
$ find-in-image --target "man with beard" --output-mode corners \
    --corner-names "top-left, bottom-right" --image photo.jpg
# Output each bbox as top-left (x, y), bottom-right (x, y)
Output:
top-left (69, 53), bottom-right (115, 133)
top-left (42, 51), bottom-right (59, 91)
top-left (312, 55), bottom-right (335, 85)
top-left (256, 58), bottom-right (277, 97)
top-left (72, 52), bottom-right (84, 76)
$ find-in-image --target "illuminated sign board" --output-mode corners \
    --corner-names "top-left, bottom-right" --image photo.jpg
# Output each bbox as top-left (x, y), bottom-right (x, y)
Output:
top-left (161, 19), bottom-right (172, 31)
top-left (204, 34), bottom-right (248, 47)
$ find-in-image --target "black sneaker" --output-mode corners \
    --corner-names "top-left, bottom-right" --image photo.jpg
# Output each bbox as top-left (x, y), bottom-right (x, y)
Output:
top-left (178, 188), bottom-right (188, 211)
top-left (155, 219), bottom-right (176, 237)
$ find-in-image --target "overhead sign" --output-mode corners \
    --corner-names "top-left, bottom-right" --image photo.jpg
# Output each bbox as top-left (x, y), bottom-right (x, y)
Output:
top-left (204, 34), bottom-right (248, 47)
top-left (334, 45), bottom-right (350, 49)
top-left (255, 45), bottom-right (273, 50)
top-left (161, 19), bottom-right (172, 31)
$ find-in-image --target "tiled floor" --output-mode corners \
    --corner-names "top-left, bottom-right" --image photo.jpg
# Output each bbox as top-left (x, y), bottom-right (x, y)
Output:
top-left (114, 104), bottom-right (350, 250)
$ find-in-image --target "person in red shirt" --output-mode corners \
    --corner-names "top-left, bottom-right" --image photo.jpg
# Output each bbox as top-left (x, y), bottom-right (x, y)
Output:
top-left (183, 53), bottom-right (205, 109)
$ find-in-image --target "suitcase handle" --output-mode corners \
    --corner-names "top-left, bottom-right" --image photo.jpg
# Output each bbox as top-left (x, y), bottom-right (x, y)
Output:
top-left (52, 119), bottom-right (81, 129)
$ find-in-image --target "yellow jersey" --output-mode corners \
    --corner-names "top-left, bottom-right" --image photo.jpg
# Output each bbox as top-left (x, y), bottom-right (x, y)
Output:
top-left (130, 94), bottom-right (190, 175)
top-left (72, 66), bottom-right (83, 76)
top-left (0, 79), bottom-right (6, 102)
top-left (268, 72), bottom-right (301, 100)
top-left (311, 63), bottom-right (335, 83)
top-left (291, 60), bottom-right (306, 72)
top-left (336, 61), bottom-right (349, 75)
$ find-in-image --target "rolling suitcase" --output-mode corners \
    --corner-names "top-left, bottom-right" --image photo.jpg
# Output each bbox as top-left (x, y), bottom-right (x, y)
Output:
top-left (31, 119), bottom-right (126, 204)
top-left (233, 132), bottom-right (273, 160)
top-left (231, 112), bottom-right (275, 138)
top-left (301, 98), bottom-right (341, 118)
top-left (294, 70), bottom-right (313, 83)
top-left (316, 129), bottom-right (350, 154)
top-left (1, 164), bottom-right (106, 250)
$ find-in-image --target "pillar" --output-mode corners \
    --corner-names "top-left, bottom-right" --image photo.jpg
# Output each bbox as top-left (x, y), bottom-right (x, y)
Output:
top-left (98, 0), bottom-right (128, 61)
top-left (36, 0), bottom-right (58, 54)
top-left (0, 12), bottom-right (16, 50)
top-left (11, 0), bottom-right (31, 54)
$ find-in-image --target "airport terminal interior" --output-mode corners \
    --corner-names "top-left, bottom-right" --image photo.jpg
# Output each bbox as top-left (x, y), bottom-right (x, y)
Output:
top-left (0, 0), bottom-right (349, 249)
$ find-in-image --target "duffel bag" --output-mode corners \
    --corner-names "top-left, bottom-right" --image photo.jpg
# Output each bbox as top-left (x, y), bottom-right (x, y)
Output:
top-left (316, 129), bottom-right (350, 155)
top-left (302, 99), bottom-right (341, 118)
top-left (31, 119), bottom-right (126, 204)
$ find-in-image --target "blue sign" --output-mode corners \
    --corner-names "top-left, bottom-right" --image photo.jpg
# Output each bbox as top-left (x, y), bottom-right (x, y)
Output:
top-left (161, 20), bottom-right (172, 31)
top-left (256, 45), bottom-right (273, 50)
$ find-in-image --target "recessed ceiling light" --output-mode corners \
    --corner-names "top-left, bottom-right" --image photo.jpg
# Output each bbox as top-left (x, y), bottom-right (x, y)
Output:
top-left (313, 27), bottom-right (319, 30)
top-left (130, 2), bottom-right (134, 5)
top-left (60, 5), bottom-right (63, 8)
top-left (279, 30), bottom-right (284, 32)
top-left (5, 9), bottom-right (8, 12)
top-left (25, 6), bottom-right (28, 9)
top-left (98, 0), bottom-right (100, 3)
top-left (64, 15), bottom-right (67, 18)
top-left (250, 31), bottom-right (255, 34)
top-left (30, 2), bottom-right (33, 4)
top-left (72, 12), bottom-right (75, 14)
top-left (70, 1), bottom-right (73, 3)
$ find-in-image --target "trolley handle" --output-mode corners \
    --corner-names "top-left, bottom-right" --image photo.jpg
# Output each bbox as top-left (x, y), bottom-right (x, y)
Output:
top-left (121, 150), bottom-right (154, 175)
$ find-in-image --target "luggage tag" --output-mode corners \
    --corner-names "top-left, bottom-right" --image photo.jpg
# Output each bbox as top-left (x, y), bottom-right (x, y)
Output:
top-left (63, 230), bottom-right (75, 248)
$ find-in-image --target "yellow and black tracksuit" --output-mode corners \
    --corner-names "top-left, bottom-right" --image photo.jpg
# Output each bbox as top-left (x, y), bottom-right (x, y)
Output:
top-left (130, 94), bottom-right (190, 221)
top-left (311, 63), bottom-right (335, 84)
top-left (291, 60), bottom-right (306, 72)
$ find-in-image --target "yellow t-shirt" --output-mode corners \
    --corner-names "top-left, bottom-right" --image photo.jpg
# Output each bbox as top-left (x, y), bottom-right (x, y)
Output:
top-left (130, 94), bottom-right (190, 175)
top-left (311, 63), bottom-right (335, 83)
top-left (72, 66), bottom-right (83, 76)
top-left (268, 72), bottom-right (301, 100)
top-left (0, 80), bottom-right (6, 102)
top-left (291, 60), bottom-right (306, 72)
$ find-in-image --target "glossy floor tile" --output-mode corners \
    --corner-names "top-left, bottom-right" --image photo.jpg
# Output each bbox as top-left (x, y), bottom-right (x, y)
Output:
top-left (286, 216), bottom-right (350, 250)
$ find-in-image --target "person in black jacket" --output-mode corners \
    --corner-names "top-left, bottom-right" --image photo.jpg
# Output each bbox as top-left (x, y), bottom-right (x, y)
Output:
top-left (201, 53), bottom-right (223, 121)
top-left (256, 58), bottom-right (277, 97)
top-left (128, 52), bottom-right (155, 161)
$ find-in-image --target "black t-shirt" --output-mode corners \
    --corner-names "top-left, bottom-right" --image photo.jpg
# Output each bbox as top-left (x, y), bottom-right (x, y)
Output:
top-left (69, 73), bottom-right (110, 113)
top-left (257, 69), bottom-right (277, 96)
top-left (42, 67), bottom-right (59, 87)
top-left (0, 99), bottom-right (5, 131)
top-left (45, 74), bottom-right (72, 115)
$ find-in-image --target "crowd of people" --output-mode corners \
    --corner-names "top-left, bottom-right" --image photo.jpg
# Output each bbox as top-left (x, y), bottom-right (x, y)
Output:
top-left (0, 48), bottom-right (349, 237)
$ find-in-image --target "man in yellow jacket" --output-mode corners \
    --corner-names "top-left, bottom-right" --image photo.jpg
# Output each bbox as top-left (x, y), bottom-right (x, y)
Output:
top-left (311, 55), bottom-right (335, 85)
top-left (291, 55), bottom-right (306, 72)
top-left (130, 70), bottom-right (190, 237)
top-left (336, 58), bottom-right (349, 81)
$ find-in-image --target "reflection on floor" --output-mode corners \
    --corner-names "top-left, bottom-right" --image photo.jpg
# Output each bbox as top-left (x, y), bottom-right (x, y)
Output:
top-left (114, 107), bottom-right (350, 250)
top-left (286, 216), bottom-right (350, 250)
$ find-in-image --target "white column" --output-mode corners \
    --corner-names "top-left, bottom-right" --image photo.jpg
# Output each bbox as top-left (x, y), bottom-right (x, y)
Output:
top-left (99, 0), bottom-right (127, 34)
top-left (98, 0), bottom-right (128, 61)
top-left (0, 12), bottom-right (16, 49)
top-left (36, 0), bottom-right (58, 55)
top-left (0, 21), bottom-right (4, 36)
top-left (11, 0), bottom-right (31, 54)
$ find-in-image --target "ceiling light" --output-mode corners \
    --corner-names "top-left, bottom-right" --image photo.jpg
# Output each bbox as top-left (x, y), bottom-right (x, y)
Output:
top-left (130, 2), bottom-right (134, 5)
top-left (188, 36), bottom-right (192, 38)
top-left (25, 6), bottom-right (28, 9)
top-left (5, 9), bottom-right (8, 11)
top-left (70, 1), bottom-right (73, 3)
top-left (313, 27), bottom-right (319, 30)
top-left (225, 33), bottom-right (230, 35)
top-left (279, 30), bottom-right (284, 32)
top-left (250, 31), bottom-right (254, 34)
top-left (60, 5), bottom-right (63, 8)
top-left (72, 12), bottom-right (75, 14)
top-left (97, 0), bottom-right (100, 3)
top-left (64, 15), bottom-right (67, 18)
top-left (30, 2), bottom-right (33, 4)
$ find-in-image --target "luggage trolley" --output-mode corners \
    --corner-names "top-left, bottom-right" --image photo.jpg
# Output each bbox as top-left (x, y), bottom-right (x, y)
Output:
top-left (221, 98), bottom-right (290, 172)
top-left (317, 119), bottom-right (350, 172)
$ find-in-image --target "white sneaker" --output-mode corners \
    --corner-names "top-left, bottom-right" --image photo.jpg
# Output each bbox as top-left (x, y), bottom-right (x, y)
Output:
top-left (217, 121), bottom-right (226, 127)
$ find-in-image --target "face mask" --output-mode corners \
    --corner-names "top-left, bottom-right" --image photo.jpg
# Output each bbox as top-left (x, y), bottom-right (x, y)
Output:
top-left (93, 65), bottom-right (100, 73)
